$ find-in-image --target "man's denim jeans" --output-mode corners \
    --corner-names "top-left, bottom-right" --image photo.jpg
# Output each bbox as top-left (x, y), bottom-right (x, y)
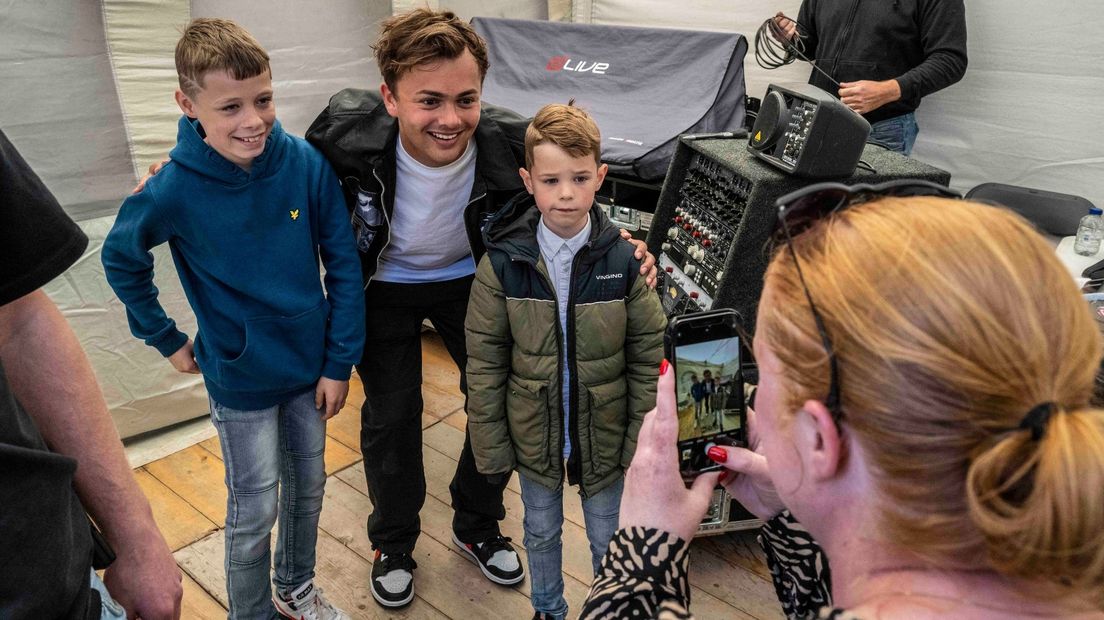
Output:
top-left (209, 389), bottom-right (327, 619)
top-left (519, 475), bottom-right (623, 620)
top-left (868, 112), bottom-right (919, 156)
top-left (90, 570), bottom-right (126, 619)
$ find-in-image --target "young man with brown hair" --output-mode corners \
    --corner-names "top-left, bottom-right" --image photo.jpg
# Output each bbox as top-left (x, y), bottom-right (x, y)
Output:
top-left (306, 9), bottom-right (655, 608)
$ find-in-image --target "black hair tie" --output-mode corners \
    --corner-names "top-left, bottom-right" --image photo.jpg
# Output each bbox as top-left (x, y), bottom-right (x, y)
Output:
top-left (1019, 402), bottom-right (1057, 441)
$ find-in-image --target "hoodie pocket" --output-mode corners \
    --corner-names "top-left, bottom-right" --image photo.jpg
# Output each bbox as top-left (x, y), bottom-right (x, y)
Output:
top-left (585, 379), bottom-right (628, 477)
top-left (506, 375), bottom-right (551, 471)
top-left (215, 300), bottom-right (328, 393)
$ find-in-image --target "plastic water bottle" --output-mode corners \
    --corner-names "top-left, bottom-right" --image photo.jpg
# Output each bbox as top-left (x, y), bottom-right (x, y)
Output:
top-left (1074, 207), bottom-right (1104, 256)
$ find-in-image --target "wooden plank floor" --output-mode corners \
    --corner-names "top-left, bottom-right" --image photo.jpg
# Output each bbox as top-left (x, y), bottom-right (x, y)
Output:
top-left (134, 333), bottom-right (782, 619)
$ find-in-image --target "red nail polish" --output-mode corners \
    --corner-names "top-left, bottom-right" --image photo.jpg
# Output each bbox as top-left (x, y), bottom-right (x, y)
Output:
top-left (707, 446), bottom-right (727, 463)
top-left (659, 359), bottom-right (670, 375)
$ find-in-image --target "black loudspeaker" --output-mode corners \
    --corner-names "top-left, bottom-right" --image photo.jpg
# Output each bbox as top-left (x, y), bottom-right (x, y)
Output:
top-left (748, 83), bottom-right (870, 178)
top-left (647, 135), bottom-right (951, 335)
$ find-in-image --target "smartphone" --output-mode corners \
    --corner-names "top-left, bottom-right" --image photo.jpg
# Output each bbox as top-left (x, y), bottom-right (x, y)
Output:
top-left (664, 308), bottom-right (747, 475)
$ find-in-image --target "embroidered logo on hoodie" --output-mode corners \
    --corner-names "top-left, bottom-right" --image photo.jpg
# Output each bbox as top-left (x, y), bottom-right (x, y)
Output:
top-left (290, 209), bottom-right (300, 220)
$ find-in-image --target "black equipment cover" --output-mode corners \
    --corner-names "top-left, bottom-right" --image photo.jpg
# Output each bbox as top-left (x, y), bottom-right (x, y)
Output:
top-left (472, 17), bottom-right (748, 181)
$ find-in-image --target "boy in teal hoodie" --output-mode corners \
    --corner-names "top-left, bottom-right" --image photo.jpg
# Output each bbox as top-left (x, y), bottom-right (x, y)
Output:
top-left (101, 18), bottom-right (363, 619)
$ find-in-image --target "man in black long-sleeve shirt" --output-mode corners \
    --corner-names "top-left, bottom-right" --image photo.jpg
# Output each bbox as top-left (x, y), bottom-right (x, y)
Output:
top-left (774, 0), bottom-right (968, 155)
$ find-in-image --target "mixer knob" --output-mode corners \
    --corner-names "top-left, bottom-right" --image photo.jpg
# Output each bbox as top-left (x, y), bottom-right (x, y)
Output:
top-left (667, 227), bottom-right (678, 239)
top-left (685, 265), bottom-right (697, 276)
top-left (661, 242), bottom-right (671, 252)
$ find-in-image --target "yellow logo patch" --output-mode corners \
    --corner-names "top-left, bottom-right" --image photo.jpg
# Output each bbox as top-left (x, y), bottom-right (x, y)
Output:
top-left (754, 130), bottom-right (762, 143)
top-left (290, 209), bottom-right (300, 221)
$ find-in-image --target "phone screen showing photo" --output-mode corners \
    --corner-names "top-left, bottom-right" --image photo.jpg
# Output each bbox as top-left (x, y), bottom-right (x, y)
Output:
top-left (675, 336), bottom-right (744, 444)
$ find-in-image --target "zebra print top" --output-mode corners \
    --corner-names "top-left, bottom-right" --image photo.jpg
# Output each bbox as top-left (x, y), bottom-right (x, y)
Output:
top-left (580, 511), bottom-right (857, 620)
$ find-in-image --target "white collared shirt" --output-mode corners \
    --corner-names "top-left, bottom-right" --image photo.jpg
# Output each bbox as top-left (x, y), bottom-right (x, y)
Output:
top-left (537, 214), bottom-right (591, 459)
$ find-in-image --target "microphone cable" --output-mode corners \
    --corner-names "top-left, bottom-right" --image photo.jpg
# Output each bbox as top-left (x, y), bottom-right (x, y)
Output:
top-left (754, 15), bottom-right (839, 88)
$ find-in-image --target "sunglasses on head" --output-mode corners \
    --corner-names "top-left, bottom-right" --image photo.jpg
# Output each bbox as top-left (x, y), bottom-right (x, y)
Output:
top-left (771, 179), bottom-right (962, 424)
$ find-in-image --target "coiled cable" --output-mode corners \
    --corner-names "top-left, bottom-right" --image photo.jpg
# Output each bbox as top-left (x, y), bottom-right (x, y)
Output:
top-left (754, 15), bottom-right (839, 87)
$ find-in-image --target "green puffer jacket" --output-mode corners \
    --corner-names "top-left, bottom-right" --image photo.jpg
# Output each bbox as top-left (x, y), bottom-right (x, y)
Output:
top-left (465, 195), bottom-right (667, 497)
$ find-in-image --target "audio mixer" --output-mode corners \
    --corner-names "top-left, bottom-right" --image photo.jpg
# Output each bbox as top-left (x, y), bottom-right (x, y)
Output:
top-left (659, 152), bottom-right (751, 313)
top-left (648, 134), bottom-right (951, 332)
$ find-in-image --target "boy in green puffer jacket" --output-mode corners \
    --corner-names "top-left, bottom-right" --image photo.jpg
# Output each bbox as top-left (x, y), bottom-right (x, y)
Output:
top-left (464, 102), bottom-right (667, 620)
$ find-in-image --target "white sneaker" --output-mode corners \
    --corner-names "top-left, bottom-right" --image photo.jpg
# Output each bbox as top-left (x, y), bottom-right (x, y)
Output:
top-left (273, 580), bottom-right (351, 620)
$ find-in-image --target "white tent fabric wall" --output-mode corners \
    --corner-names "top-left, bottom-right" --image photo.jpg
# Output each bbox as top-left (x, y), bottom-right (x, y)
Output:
top-left (570, 0), bottom-right (1104, 206)
top-left (0, 0), bottom-right (544, 439)
top-left (569, 0), bottom-right (808, 105)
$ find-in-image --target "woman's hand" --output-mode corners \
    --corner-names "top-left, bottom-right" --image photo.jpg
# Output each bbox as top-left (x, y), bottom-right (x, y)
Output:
top-left (620, 360), bottom-right (721, 542)
top-left (710, 407), bottom-right (785, 520)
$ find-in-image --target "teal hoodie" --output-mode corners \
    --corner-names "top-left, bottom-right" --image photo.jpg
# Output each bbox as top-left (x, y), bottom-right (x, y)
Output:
top-left (102, 116), bottom-right (365, 409)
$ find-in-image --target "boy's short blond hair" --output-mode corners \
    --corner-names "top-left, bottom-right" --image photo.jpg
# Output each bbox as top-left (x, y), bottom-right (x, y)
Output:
top-left (374, 9), bottom-right (489, 92)
top-left (175, 18), bottom-right (270, 98)
top-left (525, 101), bottom-right (602, 169)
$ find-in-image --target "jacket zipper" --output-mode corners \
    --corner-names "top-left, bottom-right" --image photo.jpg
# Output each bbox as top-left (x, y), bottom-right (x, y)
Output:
top-left (366, 167), bottom-right (392, 289)
top-left (462, 191), bottom-right (488, 264)
top-left (830, 0), bottom-right (864, 82)
top-left (564, 248), bottom-right (587, 495)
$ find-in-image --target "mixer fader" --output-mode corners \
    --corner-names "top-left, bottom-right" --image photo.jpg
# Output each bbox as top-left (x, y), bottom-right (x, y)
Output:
top-left (647, 135), bottom-right (951, 332)
top-left (659, 153), bottom-right (751, 312)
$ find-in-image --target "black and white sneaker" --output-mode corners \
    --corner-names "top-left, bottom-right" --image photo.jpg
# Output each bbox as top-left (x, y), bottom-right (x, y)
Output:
top-left (452, 533), bottom-right (524, 585)
top-left (370, 550), bottom-right (416, 608)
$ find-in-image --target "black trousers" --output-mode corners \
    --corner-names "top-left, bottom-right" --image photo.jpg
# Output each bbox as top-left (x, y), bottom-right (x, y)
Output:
top-left (357, 274), bottom-right (507, 555)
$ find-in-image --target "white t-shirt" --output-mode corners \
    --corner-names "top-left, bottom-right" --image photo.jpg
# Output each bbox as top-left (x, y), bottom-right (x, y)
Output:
top-left (373, 137), bottom-right (478, 283)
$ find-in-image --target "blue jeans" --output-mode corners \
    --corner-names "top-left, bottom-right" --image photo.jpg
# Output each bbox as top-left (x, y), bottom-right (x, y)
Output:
top-left (868, 112), bottom-right (919, 156)
top-left (90, 570), bottom-right (127, 619)
top-left (209, 389), bottom-right (328, 619)
top-left (519, 474), bottom-right (624, 620)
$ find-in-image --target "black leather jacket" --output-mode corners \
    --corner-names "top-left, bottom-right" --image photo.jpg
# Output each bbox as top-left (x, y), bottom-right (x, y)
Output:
top-left (305, 89), bottom-right (529, 283)
top-left (796, 0), bottom-right (968, 123)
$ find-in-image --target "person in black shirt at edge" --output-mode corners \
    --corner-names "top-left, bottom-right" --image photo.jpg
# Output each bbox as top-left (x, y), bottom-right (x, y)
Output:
top-left (581, 194), bottom-right (1104, 619)
top-left (772, 0), bottom-right (967, 156)
top-left (0, 129), bottom-right (182, 619)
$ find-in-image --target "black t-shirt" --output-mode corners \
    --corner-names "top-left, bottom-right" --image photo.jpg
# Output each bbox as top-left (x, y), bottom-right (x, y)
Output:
top-left (0, 128), bottom-right (97, 619)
